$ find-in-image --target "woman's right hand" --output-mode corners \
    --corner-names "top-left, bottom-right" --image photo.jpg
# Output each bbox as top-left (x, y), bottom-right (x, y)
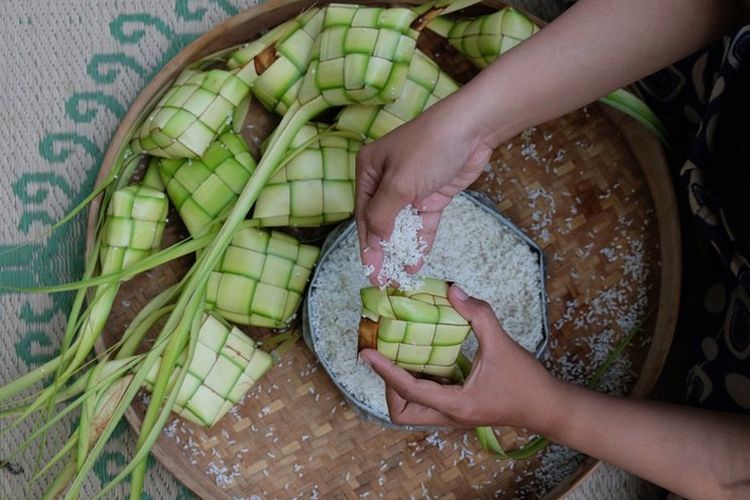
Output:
top-left (354, 0), bottom-right (737, 287)
top-left (355, 90), bottom-right (496, 285)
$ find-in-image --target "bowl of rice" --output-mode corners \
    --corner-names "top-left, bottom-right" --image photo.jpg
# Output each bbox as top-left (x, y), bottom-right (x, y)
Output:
top-left (303, 191), bottom-right (549, 427)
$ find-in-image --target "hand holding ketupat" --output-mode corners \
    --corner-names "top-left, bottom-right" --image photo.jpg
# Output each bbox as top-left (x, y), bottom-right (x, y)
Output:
top-left (354, 0), bottom-right (750, 498)
top-left (360, 283), bottom-right (556, 429)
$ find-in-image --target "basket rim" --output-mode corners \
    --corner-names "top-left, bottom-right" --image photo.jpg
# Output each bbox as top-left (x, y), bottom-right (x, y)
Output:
top-left (87, 1), bottom-right (682, 498)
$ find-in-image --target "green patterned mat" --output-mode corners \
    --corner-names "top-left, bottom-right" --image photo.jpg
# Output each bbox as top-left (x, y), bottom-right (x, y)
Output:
top-left (0, 0), bottom-right (657, 498)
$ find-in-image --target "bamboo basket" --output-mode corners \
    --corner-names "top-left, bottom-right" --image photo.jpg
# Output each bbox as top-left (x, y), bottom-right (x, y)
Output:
top-left (89, 1), bottom-right (681, 498)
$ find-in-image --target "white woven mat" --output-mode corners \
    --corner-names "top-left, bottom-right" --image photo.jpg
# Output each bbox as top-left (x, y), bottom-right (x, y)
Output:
top-left (0, 0), bottom-right (659, 498)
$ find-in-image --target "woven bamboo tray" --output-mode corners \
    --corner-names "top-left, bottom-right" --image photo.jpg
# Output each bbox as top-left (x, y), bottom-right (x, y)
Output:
top-left (90, 1), bottom-right (681, 498)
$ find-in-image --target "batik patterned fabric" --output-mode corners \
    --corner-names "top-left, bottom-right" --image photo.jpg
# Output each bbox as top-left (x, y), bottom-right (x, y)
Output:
top-left (638, 26), bottom-right (750, 411)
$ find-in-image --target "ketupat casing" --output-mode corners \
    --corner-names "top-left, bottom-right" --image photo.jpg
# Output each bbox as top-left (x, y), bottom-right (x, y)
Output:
top-left (335, 49), bottom-right (459, 140)
top-left (228, 8), bottom-right (326, 115)
top-left (100, 185), bottom-right (169, 271)
top-left (131, 68), bottom-right (252, 159)
top-left (143, 314), bottom-right (273, 427)
top-left (206, 221), bottom-right (320, 328)
top-left (296, 4), bottom-right (420, 108)
top-left (253, 122), bottom-right (360, 227)
top-left (426, 7), bottom-right (539, 69)
top-left (358, 277), bottom-right (471, 379)
top-left (157, 131), bottom-right (256, 236)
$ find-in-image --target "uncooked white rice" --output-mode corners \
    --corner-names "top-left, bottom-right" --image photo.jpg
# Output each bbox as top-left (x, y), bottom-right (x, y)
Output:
top-left (309, 195), bottom-right (544, 421)
top-left (373, 204), bottom-right (427, 289)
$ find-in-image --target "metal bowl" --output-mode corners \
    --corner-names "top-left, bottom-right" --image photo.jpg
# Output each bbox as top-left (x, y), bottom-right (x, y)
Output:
top-left (302, 191), bottom-right (549, 428)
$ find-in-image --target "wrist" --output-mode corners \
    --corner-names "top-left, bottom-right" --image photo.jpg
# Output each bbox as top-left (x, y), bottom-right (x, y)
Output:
top-left (515, 374), bottom-right (572, 436)
top-left (459, 58), bottom-right (538, 149)
top-left (458, 67), bottom-right (528, 150)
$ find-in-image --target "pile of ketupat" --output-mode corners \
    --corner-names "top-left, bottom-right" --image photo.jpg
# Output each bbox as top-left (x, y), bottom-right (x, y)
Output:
top-left (0, 2), bottom-right (667, 498)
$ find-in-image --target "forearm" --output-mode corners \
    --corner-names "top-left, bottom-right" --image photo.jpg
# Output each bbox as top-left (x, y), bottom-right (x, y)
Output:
top-left (534, 382), bottom-right (750, 499)
top-left (445, 0), bottom-right (747, 147)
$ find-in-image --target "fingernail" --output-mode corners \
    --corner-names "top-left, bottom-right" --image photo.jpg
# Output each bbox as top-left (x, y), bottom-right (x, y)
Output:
top-left (452, 285), bottom-right (468, 301)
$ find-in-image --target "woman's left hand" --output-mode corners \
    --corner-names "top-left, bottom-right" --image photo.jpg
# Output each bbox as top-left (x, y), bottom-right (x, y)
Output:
top-left (359, 284), bottom-right (561, 430)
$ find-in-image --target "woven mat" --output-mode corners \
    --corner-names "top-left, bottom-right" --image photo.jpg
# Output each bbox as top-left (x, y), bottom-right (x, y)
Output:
top-left (0, 0), bottom-right (660, 498)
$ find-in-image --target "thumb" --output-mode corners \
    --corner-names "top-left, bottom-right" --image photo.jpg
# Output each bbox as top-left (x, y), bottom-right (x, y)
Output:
top-left (447, 285), bottom-right (508, 348)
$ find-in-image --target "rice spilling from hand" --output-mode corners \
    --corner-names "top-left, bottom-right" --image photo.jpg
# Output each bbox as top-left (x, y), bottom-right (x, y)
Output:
top-left (309, 195), bottom-right (544, 420)
top-left (372, 204), bottom-right (427, 289)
